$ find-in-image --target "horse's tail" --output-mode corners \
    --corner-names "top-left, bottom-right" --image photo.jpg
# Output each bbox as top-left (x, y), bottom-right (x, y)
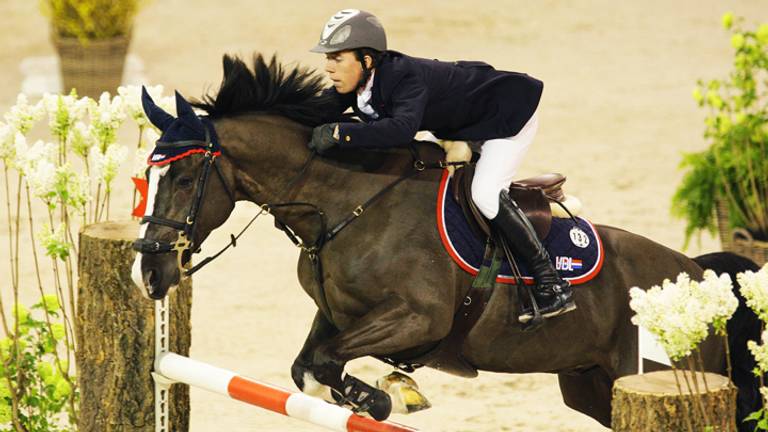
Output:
top-left (693, 252), bottom-right (762, 431)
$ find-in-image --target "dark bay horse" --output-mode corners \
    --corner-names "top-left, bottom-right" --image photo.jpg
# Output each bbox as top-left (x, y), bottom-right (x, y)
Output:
top-left (131, 54), bottom-right (761, 429)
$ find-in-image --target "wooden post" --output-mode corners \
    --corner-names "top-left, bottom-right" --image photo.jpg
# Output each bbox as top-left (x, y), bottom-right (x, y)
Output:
top-left (612, 370), bottom-right (737, 432)
top-left (76, 221), bottom-right (192, 431)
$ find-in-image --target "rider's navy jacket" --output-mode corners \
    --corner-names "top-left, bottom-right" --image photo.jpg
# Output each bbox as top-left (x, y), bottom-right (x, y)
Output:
top-left (328, 51), bottom-right (543, 149)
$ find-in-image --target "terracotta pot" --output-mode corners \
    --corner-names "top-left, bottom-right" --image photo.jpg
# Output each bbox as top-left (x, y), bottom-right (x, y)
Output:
top-left (51, 31), bottom-right (131, 99)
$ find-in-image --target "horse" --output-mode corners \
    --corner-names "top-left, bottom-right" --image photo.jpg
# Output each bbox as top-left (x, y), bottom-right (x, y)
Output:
top-left (131, 54), bottom-right (762, 429)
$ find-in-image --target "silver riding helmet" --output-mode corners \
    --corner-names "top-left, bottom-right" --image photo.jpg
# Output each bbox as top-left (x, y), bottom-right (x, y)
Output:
top-left (310, 9), bottom-right (387, 53)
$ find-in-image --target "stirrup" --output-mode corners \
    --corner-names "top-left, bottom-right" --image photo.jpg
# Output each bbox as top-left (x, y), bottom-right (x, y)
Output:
top-left (518, 301), bottom-right (577, 324)
top-left (518, 284), bottom-right (576, 325)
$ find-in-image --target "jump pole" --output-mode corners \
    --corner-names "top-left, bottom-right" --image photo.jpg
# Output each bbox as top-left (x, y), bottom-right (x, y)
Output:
top-left (152, 299), bottom-right (418, 432)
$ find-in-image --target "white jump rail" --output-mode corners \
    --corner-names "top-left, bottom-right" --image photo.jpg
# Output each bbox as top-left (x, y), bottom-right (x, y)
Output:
top-left (152, 299), bottom-right (419, 432)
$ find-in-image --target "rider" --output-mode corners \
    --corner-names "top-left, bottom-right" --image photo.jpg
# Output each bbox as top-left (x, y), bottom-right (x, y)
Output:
top-left (308, 9), bottom-right (575, 322)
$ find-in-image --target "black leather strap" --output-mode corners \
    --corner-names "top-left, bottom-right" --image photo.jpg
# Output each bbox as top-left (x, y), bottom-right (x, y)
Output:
top-left (132, 238), bottom-right (175, 254)
top-left (141, 216), bottom-right (186, 231)
top-left (326, 168), bottom-right (422, 242)
top-left (155, 139), bottom-right (208, 149)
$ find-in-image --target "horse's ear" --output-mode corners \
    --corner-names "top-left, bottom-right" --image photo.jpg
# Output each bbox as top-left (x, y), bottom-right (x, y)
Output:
top-left (141, 86), bottom-right (174, 131)
top-left (174, 91), bottom-right (205, 133)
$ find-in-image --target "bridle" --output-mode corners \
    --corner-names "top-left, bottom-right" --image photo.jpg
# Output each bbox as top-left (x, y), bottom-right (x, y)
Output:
top-left (132, 128), bottom-right (237, 276)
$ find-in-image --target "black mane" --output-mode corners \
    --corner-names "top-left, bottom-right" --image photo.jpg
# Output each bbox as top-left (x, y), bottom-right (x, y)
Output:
top-left (192, 54), bottom-right (340, 127)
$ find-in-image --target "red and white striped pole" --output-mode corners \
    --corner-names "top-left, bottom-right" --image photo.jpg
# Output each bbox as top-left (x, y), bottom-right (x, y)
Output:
top-left (155, 352), bottom-right (419, 432)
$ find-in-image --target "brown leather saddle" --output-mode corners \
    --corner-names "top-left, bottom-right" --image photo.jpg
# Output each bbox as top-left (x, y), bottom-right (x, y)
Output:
top-left (451, 164), bottom-right (568, 240)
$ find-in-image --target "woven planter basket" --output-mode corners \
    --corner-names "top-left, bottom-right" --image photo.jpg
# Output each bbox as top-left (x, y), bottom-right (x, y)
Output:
top-left (52, 32), bottom-right (131, 99)
top-left (715, 198), bottom-right (768, 266)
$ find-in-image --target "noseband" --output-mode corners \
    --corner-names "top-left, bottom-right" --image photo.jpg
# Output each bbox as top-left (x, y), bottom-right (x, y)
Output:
top-left (132, 128), bottom-right (236, 276)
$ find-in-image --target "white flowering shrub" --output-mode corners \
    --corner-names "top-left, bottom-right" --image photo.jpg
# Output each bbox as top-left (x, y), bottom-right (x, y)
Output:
top-left (68, 121), bottom-right (96, 160)
top-left (15, 137), bottom-right (57, 177)
top-left (749, 330), bottom-right (768, 373)
top-left (4, 94), bottom-right (44, 135)
top-left (28, 160), bottom-right (57, 206)
top-left (739, 264), bottom-right (768, 322)
top-left (0, 122), bottom-right (14, 164)
top-left (630, 270), bottom-right (737, 361)
top-left (91, 144), bottom-right (128, 191)
top-left (41, 91), bottom-right (88, 143)
top-left (698, 270), bottom-right (739, 335)
top-left (89, 91), bottom-right (127, 152)
top-left (38, 223), bottom-right (69, 260)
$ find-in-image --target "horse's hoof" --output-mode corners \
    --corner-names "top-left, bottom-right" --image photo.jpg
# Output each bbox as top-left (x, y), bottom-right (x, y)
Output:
top-left (377, 372), bottom-right (432, 414)
top-left (377, 371), bottom-right (420, 390)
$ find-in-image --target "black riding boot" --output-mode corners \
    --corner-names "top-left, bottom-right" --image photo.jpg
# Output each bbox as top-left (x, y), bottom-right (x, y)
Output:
top-left (492, 191), bottom-right (576, 323)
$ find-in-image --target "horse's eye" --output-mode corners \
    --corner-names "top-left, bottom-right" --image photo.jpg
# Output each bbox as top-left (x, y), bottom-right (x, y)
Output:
top-left (177, 177), bottom-right (194, 189)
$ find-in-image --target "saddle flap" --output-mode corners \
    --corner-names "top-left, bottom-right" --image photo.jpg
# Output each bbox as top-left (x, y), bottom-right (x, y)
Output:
top-left (508, 186), bottom-right (553, 240)
top-left (453, 165), bottom-right (492, 238)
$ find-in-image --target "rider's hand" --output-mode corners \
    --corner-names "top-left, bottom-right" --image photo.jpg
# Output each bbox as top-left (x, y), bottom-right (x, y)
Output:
top-left (308, 123), bottom-right (339, 155)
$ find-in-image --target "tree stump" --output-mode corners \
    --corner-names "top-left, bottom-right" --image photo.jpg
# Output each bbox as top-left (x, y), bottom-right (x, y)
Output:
top-left (612, 370), bottom-right (737, 432)
top-left (76, 221), bottom-right (192, 431)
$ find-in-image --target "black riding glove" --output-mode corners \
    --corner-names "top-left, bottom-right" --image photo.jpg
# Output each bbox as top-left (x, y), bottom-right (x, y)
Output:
top-left (308, 123), bottom-right (339, 155)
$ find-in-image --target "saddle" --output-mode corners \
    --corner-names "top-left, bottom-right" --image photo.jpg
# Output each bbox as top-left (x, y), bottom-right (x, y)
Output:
top-left (451, 164), bottom-right (568, 241)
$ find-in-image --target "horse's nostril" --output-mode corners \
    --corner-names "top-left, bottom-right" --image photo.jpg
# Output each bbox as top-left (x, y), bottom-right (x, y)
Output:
top-left (148, 269), bottom-right (160, 287)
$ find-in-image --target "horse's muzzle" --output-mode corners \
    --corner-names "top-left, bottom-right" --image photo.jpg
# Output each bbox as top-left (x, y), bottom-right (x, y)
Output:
top-left (131, 251), bottom-right (180, 300)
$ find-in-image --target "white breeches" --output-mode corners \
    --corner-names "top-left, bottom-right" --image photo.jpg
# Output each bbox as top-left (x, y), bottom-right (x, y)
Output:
top-left (471, 112), bottom-right (539, 219)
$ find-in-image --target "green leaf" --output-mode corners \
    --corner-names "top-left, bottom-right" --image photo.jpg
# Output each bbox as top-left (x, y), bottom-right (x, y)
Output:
top-left (53, 379), bottom-right (71, 400)
top-left (758, 417), bottom-right (768, 430)
top-left (732, 33), bottom-right (746, 49)
top-left (42, 294), bottom-right (60, 314)
top-left (37, 362), bottom-right (54, 384)
top-left (0, 402), bottom-right (11, 424)
top-left (757, 24), bottom-right (768, 45)
top-left (722, 12), bottom-right (734, 30)
top-left (12, 304), bottom-right (29, 324)
top-left (50, 323), bottom-right (65, 342)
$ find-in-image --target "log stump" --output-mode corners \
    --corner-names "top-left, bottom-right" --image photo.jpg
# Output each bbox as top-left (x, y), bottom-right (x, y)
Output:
top-left (612, 370), bottom-right (737, 432)
top-left (76, 221), bottom-right (192, 431)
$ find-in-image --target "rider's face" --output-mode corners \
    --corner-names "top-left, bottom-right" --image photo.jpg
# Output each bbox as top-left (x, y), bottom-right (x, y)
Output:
top-left (324, 51), bottom-right (362, 94)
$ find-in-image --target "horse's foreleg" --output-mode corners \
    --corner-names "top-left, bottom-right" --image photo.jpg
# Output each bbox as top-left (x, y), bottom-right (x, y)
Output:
top-left (310, 294), bottom-right (451, 421)
top-left (291, 310), bottom-right (339, 402)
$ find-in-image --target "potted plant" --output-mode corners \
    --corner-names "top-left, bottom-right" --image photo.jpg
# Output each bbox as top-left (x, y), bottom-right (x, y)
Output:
top-left (672, 13), bottom-right (768, 264)
top-left (40, 0), bottom-right (148, 98)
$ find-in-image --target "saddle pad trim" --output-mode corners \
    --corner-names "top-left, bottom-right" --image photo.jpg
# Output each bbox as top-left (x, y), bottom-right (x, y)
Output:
top-left (436, 170), bottom-right (604, 285)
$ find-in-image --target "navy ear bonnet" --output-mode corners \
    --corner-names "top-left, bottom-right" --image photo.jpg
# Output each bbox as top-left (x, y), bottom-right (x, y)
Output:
top-left (141, 86), bottom-right (221, 166)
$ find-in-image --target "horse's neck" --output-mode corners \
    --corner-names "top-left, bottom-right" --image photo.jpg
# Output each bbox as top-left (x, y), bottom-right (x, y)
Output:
top-left (218, 114), bottom-right (416, 244)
